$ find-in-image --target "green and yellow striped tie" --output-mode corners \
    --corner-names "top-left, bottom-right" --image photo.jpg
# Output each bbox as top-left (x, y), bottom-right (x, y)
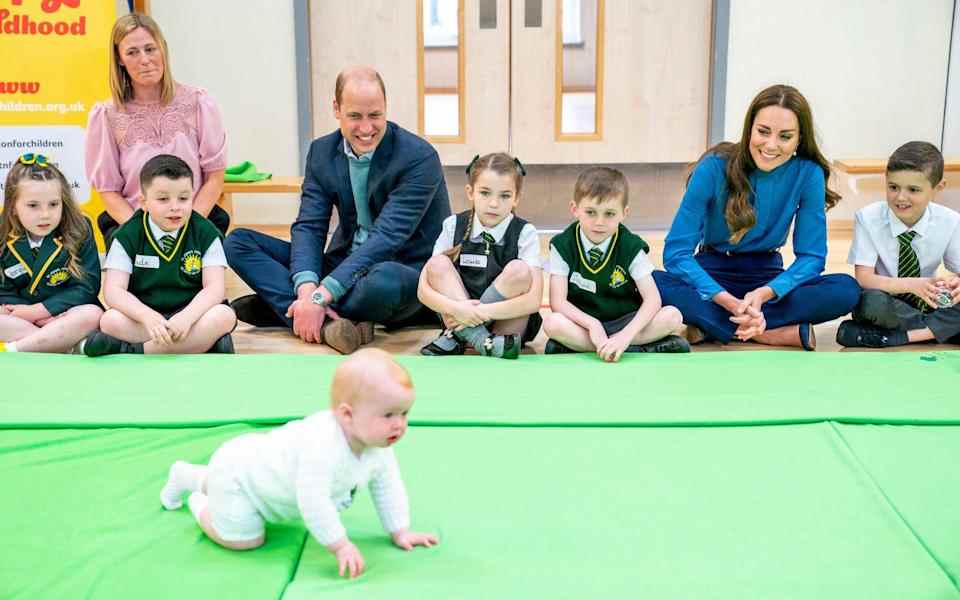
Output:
top-left (587, 247), bottom-right (604, 267)
top-left (896, 230), bottom-right (927, 311)
top-left (160, 235), bottom-right (176, 255)
top-left (30, 247), bottom-right (39, 259)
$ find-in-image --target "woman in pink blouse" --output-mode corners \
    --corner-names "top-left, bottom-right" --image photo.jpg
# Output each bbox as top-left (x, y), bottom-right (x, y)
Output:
top-left (85, 12), bottom-right (229, 241)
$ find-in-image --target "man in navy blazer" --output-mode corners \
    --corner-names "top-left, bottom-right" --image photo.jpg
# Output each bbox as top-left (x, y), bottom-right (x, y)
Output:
top-left (225, 67), bottom-right (450, 353)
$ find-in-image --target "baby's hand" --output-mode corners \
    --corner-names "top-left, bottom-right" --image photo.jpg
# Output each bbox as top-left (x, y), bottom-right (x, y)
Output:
top-left (391, 529), bottom-right (439, 551)
top-left (332, 539), bottom-right (365, 579)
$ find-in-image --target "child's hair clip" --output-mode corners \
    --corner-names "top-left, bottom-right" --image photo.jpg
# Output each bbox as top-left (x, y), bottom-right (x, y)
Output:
top-left (513, 157), bottom-right (527, 176)
top-left (465, 154), bottom-right (480, 175)
top-left (19, 153), bottom-right (50, 169)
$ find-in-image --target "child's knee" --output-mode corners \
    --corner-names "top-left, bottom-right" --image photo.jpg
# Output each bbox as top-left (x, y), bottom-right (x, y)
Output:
top-left (660, 305), bottom-right (683, 329)
top-left (208, 304), bottom-right (237, 332)
top-left (425, 254), bottom-right (455, 277)
top-left (500, 260), bottom-right (532, 289)
top-left (78, 305), bottom-right (104, 329)
top-left (99, 309), bottom-right (126, 334)
top-left (543, 312), bottom-right (568, 336)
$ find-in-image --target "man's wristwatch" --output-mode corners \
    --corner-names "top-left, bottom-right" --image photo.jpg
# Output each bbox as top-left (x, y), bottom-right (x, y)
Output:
top-left (310, 288), bottom-right (330, 307)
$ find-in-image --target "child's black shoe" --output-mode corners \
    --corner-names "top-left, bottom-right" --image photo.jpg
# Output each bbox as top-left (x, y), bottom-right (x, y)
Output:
top-left (420, 331), bottom-right (466, 356)
top-left (626, 334), bottom-right (691, 354)
top-left (82, 331), bottom-right (143, 356)
top-left (208, 333), bottom-right (236, 354)
top-left (835, 320), bottom-right (908, 348)
top-left (544, 339), bottom-right (576, 354)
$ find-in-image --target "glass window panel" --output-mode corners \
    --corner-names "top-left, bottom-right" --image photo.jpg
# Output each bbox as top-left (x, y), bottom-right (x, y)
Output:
top-left (559, 0), bottom-right (601, 137)
top-left (422, 0), bottom-right (462, 138)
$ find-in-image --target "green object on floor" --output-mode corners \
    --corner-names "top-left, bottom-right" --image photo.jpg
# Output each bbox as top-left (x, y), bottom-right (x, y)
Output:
top-left (0, 425), bottom-right (306, 600)
top-left (835, 423), bottom-right (960, 588)
top-left (282, 425), bottom-right (959, 599)
top-left (3, 425), bottom-right (958, 599)
top-left (2, 352), bottom-right (960, 429)
top-left (224, 161), bottom-right (272, 182)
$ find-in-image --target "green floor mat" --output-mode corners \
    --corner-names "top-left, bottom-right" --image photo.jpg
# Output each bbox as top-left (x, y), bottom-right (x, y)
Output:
top-left (2, 352), bottom-right (960, 428)
top-left (834, 424), bottom-right (960, 589)
top-left (0, 426), bottom-right (306, 600)
top-left (281, 425), bottom-right (959, 599)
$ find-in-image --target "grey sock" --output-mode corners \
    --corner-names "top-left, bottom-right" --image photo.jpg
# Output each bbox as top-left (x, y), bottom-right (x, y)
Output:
top-left (455, 324), bottom-right (506, 356)
top-left (479, 283), bottom-right (506, 304)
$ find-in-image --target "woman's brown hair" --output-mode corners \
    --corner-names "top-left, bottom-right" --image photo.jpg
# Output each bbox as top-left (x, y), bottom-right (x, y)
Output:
top-left (109, 13), bottom-right (176, 109)
top-left (1, 159), bottom-right (92, 280)
top-left (444, 153), bottom-right (526, 261)
top-left (691, 84), bottom-right (840, 244)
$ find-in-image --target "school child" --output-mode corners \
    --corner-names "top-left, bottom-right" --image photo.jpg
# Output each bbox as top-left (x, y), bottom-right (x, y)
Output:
top-left (160, 348), bottom-right (439, 579)
top-left (0, 154), bottom-right (102, 353)
top-left (83, 154), bottom-right (236, 355)
top-left (838, 141), bottom-right (960, 347)
top-left (417, 152), bottom-right (543, 358)
top-left (543, 167), bottom-right (690, 361)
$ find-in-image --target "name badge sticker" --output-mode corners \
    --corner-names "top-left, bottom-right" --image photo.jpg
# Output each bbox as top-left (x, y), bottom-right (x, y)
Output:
top-left (459, 254), bottom-right (488, 268)
top-left (570, 271), bottom-right (597, 293)
top-left (135, 255), bottom-right (160, 269)
top-left (4, 264), bottom-right (27, 279)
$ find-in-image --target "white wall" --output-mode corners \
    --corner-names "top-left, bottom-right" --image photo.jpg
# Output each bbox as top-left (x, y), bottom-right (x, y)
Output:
top-left (149, 0), bottom-right (301, 225)
top-left (943, 2), bottom-right (960, 155)
top-left (725, 0), bottom-right (952, 159)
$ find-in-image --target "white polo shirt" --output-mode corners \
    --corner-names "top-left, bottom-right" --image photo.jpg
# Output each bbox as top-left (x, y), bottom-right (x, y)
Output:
top-left (848, 201), bottom-right (960, 277)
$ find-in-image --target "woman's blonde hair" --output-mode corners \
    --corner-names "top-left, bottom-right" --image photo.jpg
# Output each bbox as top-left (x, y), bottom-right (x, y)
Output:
top-left (1, 159), bottom-right (92, 281)
top-left (109, 13), bottom-right (175, 109)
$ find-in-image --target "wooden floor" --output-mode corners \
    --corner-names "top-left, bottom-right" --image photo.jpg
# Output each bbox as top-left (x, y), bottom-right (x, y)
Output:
top-left (227, 229), bottom-right (954, 354)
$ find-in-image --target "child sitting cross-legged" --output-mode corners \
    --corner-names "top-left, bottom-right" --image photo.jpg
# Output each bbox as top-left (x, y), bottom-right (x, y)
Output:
top-left (83, 154), bottom-right (236, 355)
top-left (543, 167), bottom-right (690, 361)
top-left (838, 141), bottom-right (960, 347)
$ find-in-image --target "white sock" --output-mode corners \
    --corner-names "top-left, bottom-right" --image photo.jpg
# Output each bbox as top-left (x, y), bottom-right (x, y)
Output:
top-left (6, 342), bottom-right (17, 353)
top-left (160, 461), bottom-right (208, 510)
top-left (187, 491), bottom-right (209, 522)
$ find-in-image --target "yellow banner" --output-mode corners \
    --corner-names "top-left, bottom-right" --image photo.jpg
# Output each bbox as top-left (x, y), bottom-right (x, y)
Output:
top-left (0, 0), bottom-right (116, 249)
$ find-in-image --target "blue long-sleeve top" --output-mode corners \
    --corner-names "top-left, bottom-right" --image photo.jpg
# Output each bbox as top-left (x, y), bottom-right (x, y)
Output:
top-left (663, 153), bottom-right (828, 302)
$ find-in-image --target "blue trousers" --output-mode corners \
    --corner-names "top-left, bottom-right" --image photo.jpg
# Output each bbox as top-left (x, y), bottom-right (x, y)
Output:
top-left (224, 228), bottom-right (429, 327)
top-left (652, 251), bottom-right (860, 343)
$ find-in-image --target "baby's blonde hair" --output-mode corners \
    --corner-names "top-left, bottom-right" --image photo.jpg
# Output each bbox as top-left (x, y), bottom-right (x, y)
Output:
top-left (330, 348), bottom-right (412, 409)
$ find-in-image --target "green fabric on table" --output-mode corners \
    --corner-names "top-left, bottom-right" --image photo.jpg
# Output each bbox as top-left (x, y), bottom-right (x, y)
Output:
top-left (835, 424), bottom-right (960, 589)
top-left (282, 425), bottom-right (958, 599)
top-left (2, 353), bottom-right (960, 429)
top-left (0, 426), bottom-right (306, 600)
top-left (224, 161), bottom-right (272, 182)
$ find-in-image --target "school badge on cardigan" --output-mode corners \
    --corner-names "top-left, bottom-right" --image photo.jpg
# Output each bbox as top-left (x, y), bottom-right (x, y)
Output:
top-left (609, 265), bottom-right (628, 289)
top-left (180, 251), bottom-right (202, 276)
top-left (45, 268), bottom-right (70, 287)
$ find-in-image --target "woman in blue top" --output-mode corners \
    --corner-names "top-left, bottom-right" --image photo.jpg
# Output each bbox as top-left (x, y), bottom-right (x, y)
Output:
top-left (654, 85), bottom-right (860, 350)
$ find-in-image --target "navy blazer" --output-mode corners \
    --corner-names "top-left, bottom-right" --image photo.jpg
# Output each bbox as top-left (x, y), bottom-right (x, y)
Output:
top-left (290, 121), bottom-right (450, 293)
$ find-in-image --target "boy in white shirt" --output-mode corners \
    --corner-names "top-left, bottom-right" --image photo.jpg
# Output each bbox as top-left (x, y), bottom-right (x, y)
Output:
top-left (838, 141), bottom-right (960, 347)
top-left (160, 348), bottom-right (438, 579)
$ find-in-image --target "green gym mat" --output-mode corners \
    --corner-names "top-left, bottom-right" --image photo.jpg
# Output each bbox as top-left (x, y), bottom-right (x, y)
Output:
top-left (281, 425), bottom-right (958, 599)
top-left (0, 426), bottom-right (307, 600)
top-left (2, 352), bottom-right (960, 428)
top-left (835, 424), bottom-right (960, 588)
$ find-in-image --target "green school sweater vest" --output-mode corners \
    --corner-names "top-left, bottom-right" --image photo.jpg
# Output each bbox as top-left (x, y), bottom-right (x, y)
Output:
top-left (551, 222), bottom-right (649, 322)
top-left (113, 210), bottom-right (221, 313)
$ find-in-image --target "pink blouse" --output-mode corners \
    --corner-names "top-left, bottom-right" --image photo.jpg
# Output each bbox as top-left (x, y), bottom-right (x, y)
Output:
top-left (84, 84), bottom-right (227, 208)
